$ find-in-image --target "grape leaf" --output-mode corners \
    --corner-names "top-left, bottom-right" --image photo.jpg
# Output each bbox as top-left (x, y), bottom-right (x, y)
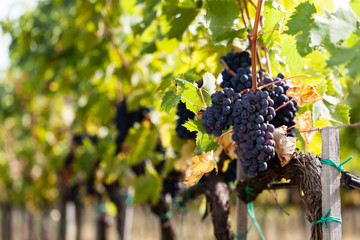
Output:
top-left (132, 165), bottom-right (162, 204)
top-left (204, 0), bottom-right (242, 45)
top-left (156, 76), bottom-right (173, 94)
top-left (124, 123), bottom-right (159, 165)
top-left (182, 82), bottom-right (205, 113)
top-left (312, 100), bottom-right (350, 125)
top-left (168, 7), bottom-right (200, 39)
top-left (284, 2), bottom-right (317, 56)
top-left (177, 72), bottom-right (201, 83)
top-left (310, 0), bottom-right (334, 12)
top-left (287, 79), bottom-right (323, 106)
top-left (184, 151), bottom-right (218, 186)
top-left (296, 111), bottom-right (316, 152)
top-left (183, 119), bottom-right (203, 133)
top-left (218, 133), bottom-right (237, 159)
top-left (201, 72), bottom-right (216, 105)
top-left (184, 118), bottom-right (219, 156)
top-left (194, 131), bottom-right (219, 156)
top-left (280, 37), bottom-right (302, 72)
top-left (326, 46), bottom-right (357, 67)
top-left (285, 2), bottom-right (316, 36)
top-left (161, 90), bottom-right (183, 115)
top-left (262, 8), bottom-right (284, 49)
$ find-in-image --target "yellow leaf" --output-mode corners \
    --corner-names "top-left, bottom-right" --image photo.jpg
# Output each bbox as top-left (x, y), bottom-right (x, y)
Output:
top-left (297, 111), bottom-right (316, 152)
top-left (287, 79), bottom-right (323, 106)
top-left (273, 126), bottom-right (297, 167)
top-left (218, 132), bottom-right (237, 159)
top-left (183, 151), bottom-right (218, 186)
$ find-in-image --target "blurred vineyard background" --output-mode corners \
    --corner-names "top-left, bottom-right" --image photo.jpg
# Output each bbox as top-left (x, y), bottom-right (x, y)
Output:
top-left (1, 0), bottom-right (360, 240)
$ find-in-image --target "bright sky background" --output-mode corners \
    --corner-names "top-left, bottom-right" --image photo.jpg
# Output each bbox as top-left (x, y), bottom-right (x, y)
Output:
top-left (0, 0), bottom-right (351, 71)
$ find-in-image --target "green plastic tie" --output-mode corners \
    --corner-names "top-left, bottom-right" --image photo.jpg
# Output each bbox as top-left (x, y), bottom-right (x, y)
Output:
top-left (320, 157), bottom-right (352, 173)
top-left (122, 193), bottom-right (134, 205)
top-left (311, 208), bottom-right (342, 228)
top-left (245, 186), bottom-right (254, 200)
top-left (184, 182), bottom-right (205, 201)
top-left (95, 203), bottom-right (107, 213)
top-left (158, 211), bottom-right (172, 220)
top-left (59, 223), bottom-right (68, 232)
top-left (231, 186), bottom-right (265, 240)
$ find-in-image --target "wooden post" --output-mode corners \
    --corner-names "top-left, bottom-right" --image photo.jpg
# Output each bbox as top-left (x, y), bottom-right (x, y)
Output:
top-left (321, 127), bottom-right (342, 239)
top-left (236, 158), bottom-right (248, 239)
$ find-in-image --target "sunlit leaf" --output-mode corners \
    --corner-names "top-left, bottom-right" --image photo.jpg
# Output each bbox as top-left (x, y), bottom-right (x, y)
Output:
top-left (287, 79), bottom-right (323, 106)
top-left (297, 111), bottom-right (316, 151)
top-left (218, 132), bottom-right (237, 159)
top-left (184, 151), bottom-right (218, 186)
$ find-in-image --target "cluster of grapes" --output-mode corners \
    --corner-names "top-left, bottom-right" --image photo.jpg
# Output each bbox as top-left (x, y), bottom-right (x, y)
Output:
top-left (176, 102), bottom-right (197, 139)
top-left (201, 88), bottom-right (240, 137)
top-left (232, 90), bottom-right (276, 177)
top-left (115, 100), bottom-right (150, 153)
top-left (220, 52), bottom-right (253, 91)
top-left (261, 73), bottom-right (298, 136)
top-left (219, 52), bottom-right (298, 136)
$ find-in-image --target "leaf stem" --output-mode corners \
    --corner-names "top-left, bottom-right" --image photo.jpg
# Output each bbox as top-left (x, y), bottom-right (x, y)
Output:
top-left (215, 130), bottom-right (234, 142)
top-left (259, 75), bottom-right (311, 89)
top-left (275, 99), bottom-right (295, 112)
top-left (287, 125), bottom-right (296, 131)
top-left (181, 96), bottom-right (205, 109)
top-left (199, 88), bottom-right (207, 108)
top-left (251, 0), bottom-right (264, 91)
top-left (258, 29), bottom-right (279, 37)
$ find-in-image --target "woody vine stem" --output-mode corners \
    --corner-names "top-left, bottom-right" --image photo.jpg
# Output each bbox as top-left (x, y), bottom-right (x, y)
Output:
top-left (251, 0), bottom-right (264, 91)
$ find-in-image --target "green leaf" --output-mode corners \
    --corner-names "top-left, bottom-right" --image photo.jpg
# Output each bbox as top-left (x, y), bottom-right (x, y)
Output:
top-left (132, 165), bottom-right (162, 205)
top-left (204, 0), bottom-right (241, 45)
top-left (285, 2), bottom-right (316, 36)
top-left (182, 82), bottom-right (205, 113)
top-left (156, 77), bottom-right (173, 95)
top-left (295, 30), bottom-right (316, 56)
top-left (350, 0), bottom-right (360, 19)
top-left (201, 72), bottom-right (216, 105)
top-left (280, 37), bottom-right (302, 72)
top-left (177, 72), bottom-right (201, 83)
top-left (161, 90), bottom-right (182, 115)
top-left (194, 131), bottom-right (219, 156)
top-left (183, 119), bottom-right (203, 133)
top-left (168, 7), bottom-right (199, 39)
top-left (284, 2), bottom-right (317, 56)
top-left (327, 46), bottom-right (357, 67)
top-left (125, 124), bottom-right (159, 165)
top-left (262, 8), bottom-right (284, 49)
top-left (313, 100), bottom-right (350, 125)
top-left (310, 6), bottom-right (357, 48)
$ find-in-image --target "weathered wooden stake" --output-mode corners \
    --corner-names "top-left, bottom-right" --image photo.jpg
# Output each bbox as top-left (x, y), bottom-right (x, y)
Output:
top-left (321, 127), bottom-right (342, 239)
top-left (236, 158), bottom-right (248, 239)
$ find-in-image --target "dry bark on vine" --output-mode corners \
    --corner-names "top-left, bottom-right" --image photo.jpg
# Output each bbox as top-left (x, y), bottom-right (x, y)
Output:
top-left (236, 149), bottom-right (322, 239)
